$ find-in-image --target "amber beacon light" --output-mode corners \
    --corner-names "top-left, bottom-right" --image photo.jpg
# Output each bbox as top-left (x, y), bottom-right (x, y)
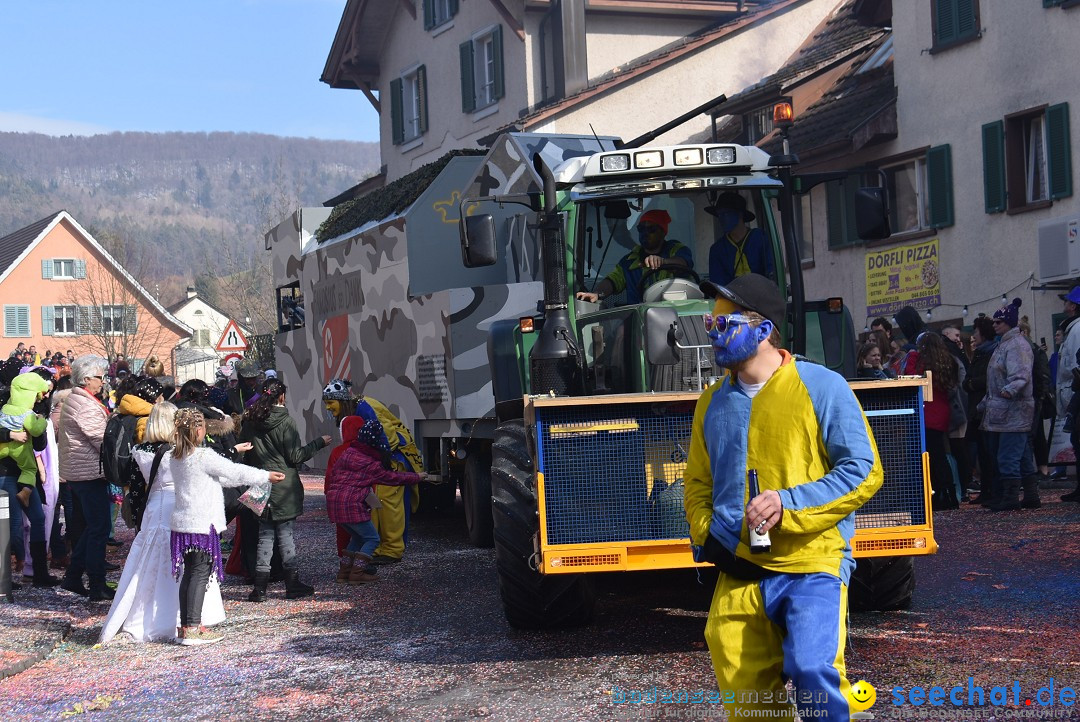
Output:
top-left (773, 102), bottom-right (794, 129)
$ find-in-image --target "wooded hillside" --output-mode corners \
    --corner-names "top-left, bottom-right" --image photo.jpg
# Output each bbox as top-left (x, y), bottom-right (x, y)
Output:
top-left (0, 131), bottom-right (379, 330)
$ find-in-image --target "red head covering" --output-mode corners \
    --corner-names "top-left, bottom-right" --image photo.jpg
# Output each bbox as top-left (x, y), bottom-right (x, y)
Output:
top-left (639, 209), bottom-right (672, 234)
top-left (340, 415), bottom-right (365, 444)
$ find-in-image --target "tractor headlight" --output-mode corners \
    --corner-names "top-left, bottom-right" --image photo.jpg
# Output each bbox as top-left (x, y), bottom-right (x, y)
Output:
top-left (706, 147), bottom-right (735, 165)
top-left (600, 154), bottom-right (630, 172)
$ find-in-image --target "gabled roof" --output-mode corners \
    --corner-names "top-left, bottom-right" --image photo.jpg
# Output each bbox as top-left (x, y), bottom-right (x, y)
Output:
top-left (762, 66), bottom-right (895, 158)
top-left (166, 294), bottom-right (252, 335)
top-left (707, 0), bottom-right (896, 160)
top-left (715, 0), bottom-right (887, 117)
top-left (502, 0), bottom-right (815, 133)
top-left (0, 211), bottom-right (192, 336)
top-left (0, 212), bottom-right (59, 280)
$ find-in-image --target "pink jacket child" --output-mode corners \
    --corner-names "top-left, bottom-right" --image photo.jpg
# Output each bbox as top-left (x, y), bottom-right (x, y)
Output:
top-left (325, 420), bottom-right (424, 526)
top-left (325, 418), bottom-right (427, 584)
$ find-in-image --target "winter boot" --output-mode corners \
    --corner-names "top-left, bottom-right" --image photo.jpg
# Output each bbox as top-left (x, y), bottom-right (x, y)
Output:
top-left (989, 478), bottom-right (1021, 512)
top-left (284, 569), bottom-right (315, 600)
top-left (248, 572), bottom-right (270, 602)
top-left (30, 542), bottom-right (60, 588)
top-left (88, 575), bottom-right (115, 601)
top-left (336, 553), bottom-right (355, 584)
top-left (348, 554), bottom-right (378, 584)
top-left (1021, 475), bottom-right (1042, 509)
top-left (60, 571), bottom-right (89, 597)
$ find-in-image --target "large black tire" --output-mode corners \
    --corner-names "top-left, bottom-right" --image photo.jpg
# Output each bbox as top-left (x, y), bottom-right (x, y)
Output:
top-left (463, 448), bottom-right (494, 548)
top-left (848, 556), bottom-right (915, 612)
top-left (491, 420), bottom-right (595, 629)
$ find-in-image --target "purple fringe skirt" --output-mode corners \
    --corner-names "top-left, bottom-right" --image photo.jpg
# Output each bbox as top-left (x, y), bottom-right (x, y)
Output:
top-left (170, 525), bottom-right (224, 584)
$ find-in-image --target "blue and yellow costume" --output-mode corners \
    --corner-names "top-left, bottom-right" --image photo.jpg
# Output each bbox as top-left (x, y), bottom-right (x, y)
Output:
top-left (604, 240), bottom-right (693, 304)
top-left (352, 396), bottom-right (422, 560)
top-left (684, 350), bottom-right (882, 720)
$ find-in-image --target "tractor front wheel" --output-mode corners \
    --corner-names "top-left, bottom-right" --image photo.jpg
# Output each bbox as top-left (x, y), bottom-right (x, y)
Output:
top-left (491, 419), bottom-right (595, 629)
top-left (848, 556), bottom-right (915, 612)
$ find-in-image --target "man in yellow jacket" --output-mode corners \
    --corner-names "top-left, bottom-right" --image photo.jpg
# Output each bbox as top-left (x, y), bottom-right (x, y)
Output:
top-left (683, 274), bottom-right (883, 721)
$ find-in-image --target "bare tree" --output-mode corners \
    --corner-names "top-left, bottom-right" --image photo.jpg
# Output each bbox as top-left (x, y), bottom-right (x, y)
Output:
top-left (60, 230), bottom-right (181, 368)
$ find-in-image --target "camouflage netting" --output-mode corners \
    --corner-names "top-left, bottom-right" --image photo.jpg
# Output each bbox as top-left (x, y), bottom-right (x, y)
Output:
top-left (317, 149), bottom-right (487, 243)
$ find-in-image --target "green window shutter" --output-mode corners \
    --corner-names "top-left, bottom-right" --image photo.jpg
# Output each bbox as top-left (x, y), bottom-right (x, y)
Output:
top-left (844, 179), bottom-right (860, 244)
top-left (935, 0), bottom-right (957, 45)
top-left (448, 0), bottom-right (458, 18)
top-left (956, 0), bottom-right (977, 39)
top-left (417, 65), bottom-right (428, 134)
top-left (460, 40), bottom-right (475, 113)
top-left (16, 307), bottom-right (29, 337)
top-left (926, 144), bottom-right (955, 228)
top-left (42, 259), bottom-right (53, 279)
top-left (982, 120), bottom-right (1006, 213)
top-left (390, 78), bottom-right (404, 145)
top-left (125, 305), bottom-right (137, 334)
top-left (1047, 103), bottom-right (1072, 200)
top-left (77, 306), bottom-right (91, 336)
top-left (75, 259), bottom-right (87, 279)
top-left (41, 306), bottom-right (54, 336)
top-left (423, 0), bottom-right (434, 29)
top-left (4, 306), bottom-right (16, 336)
top-left (492, 25), bottom-right (505, 101)
top-left (1044, 0), bottom-right (1064, 7)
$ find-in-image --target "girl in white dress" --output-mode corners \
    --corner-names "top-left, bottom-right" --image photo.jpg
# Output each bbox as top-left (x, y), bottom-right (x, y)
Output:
top-left (100, 402), bottom-right (246, 643)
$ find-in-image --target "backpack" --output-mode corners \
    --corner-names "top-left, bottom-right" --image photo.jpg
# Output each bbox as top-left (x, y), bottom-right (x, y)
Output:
top-left (1031, 341), bottom-right (1053, 414)
top-left (100, 413), bottom-right (140, 485)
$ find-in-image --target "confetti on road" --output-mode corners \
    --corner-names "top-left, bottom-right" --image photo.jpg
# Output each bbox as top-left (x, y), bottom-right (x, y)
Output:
top-left (0, 478), bottom-right (1077, 720)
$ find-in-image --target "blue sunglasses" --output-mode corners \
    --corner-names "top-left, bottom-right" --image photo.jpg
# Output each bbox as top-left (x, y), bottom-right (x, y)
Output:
top-left (703, 313), bottom-right (755, 333)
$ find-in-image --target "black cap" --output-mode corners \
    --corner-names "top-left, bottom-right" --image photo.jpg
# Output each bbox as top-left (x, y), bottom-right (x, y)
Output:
top-left (704, 191), bottom-right (756, 222)
top-left (699, 274), bottom-right (786, 326)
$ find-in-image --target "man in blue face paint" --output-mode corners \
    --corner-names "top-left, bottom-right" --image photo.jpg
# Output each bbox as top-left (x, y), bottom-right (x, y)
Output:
top-left (707, 192), bottom-right (774, 286)
top-left (576, 209), bottom-right (693, 305)
top-left (684, 273), bottom-right (883, 721)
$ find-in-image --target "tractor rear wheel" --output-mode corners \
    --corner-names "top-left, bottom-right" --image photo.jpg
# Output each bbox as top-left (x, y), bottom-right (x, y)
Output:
top-left (463, 448), bottom-right (494, 548)
top-left (491, 419), bottom-right (595, 629)
top-left (848, 556), bottom-right (915, 612)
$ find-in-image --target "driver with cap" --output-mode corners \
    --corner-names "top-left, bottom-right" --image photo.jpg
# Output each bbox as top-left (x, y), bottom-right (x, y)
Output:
top-left (575, 208), bottom-right (693, 305)
top-left (683, 273), bottom-right (882, 721)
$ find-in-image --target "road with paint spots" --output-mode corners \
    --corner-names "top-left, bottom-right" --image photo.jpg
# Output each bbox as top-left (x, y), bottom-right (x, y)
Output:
top-left (2, 477), bottom-right (1078, 720)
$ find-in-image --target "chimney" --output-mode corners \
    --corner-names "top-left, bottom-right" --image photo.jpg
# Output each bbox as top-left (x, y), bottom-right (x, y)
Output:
top-left (187, 286), bottom-right (197, 299)
top-left (553, 0), bottom-right (588, 99)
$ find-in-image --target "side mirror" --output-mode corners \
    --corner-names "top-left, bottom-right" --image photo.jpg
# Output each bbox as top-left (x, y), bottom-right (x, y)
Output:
top-left (461, 214), bottom-right (498, 267)
top-left (854, 187), bottom-right (891, 240)
top-left (644, 307), bottom-right (680, 366)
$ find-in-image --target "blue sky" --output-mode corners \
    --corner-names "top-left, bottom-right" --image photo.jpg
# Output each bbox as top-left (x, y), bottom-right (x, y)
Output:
top-left (0, 0), bottom-right (379, 142)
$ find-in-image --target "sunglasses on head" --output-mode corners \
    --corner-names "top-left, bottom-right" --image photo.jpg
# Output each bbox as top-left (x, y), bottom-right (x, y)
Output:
top-left (703, 313), bottom-right (755, 333)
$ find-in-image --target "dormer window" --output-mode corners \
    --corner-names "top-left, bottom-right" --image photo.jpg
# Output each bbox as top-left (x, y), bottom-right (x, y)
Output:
top-left (745, 107), bottom-right (774, 145)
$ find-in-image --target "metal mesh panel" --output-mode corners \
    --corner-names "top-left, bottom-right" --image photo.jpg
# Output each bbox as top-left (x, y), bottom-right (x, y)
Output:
top-left (536, 401), bottom-right (697, 545)
top-left (852, 386), bottom-right (927, 529)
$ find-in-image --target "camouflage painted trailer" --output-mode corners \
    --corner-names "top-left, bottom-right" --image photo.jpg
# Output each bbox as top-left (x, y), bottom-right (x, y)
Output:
top-left (268, 140), bottom-right (617, 508)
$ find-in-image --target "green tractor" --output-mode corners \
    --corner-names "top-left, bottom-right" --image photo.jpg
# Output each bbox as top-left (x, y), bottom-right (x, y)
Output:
top-left (459, 98), bottom-right (932, 628)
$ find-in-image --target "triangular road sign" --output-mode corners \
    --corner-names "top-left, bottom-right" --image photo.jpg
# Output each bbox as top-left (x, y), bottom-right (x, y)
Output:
top-left (215, 320), bottom-right (249, 352)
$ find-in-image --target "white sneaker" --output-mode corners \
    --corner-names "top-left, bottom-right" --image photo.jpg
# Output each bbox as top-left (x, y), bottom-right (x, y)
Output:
top-left (176, 626), bottom-right (223, 646)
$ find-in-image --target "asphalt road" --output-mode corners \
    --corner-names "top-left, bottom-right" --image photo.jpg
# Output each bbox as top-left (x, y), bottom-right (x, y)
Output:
top-left (2, 477), bottom-right (1078, 721)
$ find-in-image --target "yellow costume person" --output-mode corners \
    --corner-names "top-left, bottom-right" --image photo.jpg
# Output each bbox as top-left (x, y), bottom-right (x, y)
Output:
top-left (323, 379), bottom-right (421, 563)
top-left (0, 373), bottom-right (51, 504)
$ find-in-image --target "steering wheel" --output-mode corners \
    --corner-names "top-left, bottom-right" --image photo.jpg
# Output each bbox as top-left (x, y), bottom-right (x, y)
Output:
top-left (637, 263), bottom-right (702, 303)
